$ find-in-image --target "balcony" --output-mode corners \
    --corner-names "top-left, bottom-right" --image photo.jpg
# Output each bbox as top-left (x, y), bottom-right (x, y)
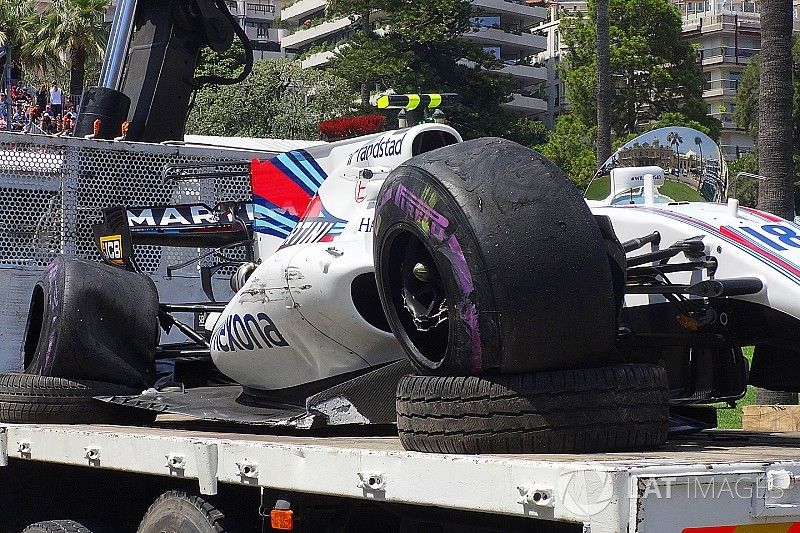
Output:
top-left (703, 78), bottom-right (739, 98)
top-left (464, 26), bottom-right (546, 54)
top-left (282, 17), bottom-right (353, 51)
top-left (301, 50), bottom-right (336, 68)
top-left (707, 111), bottom-right (737, 129)
top-left (281, 0), bottom-right (327, 24)
top-left (682, 12), bottom-right (761, 34)
top-left (244, 1), bottom-right (276, 19)
top-left (470, 0), bottom-right (546, 24)
top-left (502, 93), bottom-right (547, 115)
top-left (698, 46), bottom-right (759, 66)
top-left (499, 62), bottom-right (547, 83)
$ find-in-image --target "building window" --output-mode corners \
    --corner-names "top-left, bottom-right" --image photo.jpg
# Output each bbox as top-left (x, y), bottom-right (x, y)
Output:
top-left (470, 15), bottom-right (501, 28)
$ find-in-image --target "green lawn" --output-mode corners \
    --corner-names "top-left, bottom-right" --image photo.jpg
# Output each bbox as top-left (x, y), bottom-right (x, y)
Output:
top-left (584, 177), bottom-right (704, 202)
top-left (715, 346), bottom-right (755, 429)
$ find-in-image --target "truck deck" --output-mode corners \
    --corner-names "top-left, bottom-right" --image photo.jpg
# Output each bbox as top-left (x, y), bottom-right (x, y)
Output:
top-left (3, 421), bottom-right (800, 532)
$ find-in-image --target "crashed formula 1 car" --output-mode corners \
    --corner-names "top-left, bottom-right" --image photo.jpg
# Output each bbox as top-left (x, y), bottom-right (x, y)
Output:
top-left (2, 119), bottom-right (797, 455)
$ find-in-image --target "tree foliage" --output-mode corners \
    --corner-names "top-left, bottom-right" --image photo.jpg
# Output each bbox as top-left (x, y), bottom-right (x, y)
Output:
top-left (186, 54), bottom-right (356, 140)
top-left (35, 0), bottom-right (110, 98)
top-left (538, 113), bottom-right (598, 188)
top-left (560, 0), bottom-right (716, 136)
top-left (326, 0), bottom-right (519, 139)
top-left (733, 35), bottom-right (800, 211)
top-left (0, 0), bottom-right (42, 81)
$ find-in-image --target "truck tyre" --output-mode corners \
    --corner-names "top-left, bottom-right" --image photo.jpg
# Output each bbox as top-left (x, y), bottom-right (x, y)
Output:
top-left (137, 491), bottom-right (239, 533)
top-left (0, 373), bottom-right (153, 424)
top-left (21, 256), bottom-right (159, 389)
top-left (374, 138), bottom-right (618, 376)
top-left (396, 364), bottom-right (669, 454)
top-left (22, 520), bottom-right (93, 533)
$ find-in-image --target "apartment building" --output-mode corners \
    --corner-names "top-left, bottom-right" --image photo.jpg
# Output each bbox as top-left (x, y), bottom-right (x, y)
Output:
top-left (100, 1), bottom-right (286, 61)
top-left (535, 0), bottom-right (800, 161)
top-left (677, 0), bottom-right (762, 160)
top-left (225, 0), bottom-right (287, 60)
top-left (279, 0), bottom-right (550, 115)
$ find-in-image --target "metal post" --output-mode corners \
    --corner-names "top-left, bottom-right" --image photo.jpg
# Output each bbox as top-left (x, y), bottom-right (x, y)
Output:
top-left (98, 0), bottom-right (138, 90)
top-left (3, 46), bottom-right (11, 132)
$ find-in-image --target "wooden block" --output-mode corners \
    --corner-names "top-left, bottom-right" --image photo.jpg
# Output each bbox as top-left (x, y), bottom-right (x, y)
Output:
top-left (742, 405), bottom-right (800, 432)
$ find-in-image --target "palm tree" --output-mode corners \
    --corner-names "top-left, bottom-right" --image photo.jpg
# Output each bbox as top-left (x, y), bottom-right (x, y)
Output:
top-left (756, 0), bottom-right (796, 405)
top-left (35, 0), bottom-right (110, 104)
top-left (0, 0), bottom-right (39, 68)
top-left (666, 130), bottom-right (683, 155)
top-left (595, 0), bottom-right (612, 167)
top-left (694, 136), bottom-right (703, 168)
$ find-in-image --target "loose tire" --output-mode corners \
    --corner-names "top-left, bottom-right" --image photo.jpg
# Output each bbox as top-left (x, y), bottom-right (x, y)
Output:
top-left (0, 373), bottom-right (154, 424)
top-left (396, 364), bottom-right (669, 454)
top-left (137, 491), bottom-right (239, 533)
top-left (21, 256), bottom-right (159, 389)
top-left (374, 138), bottom-right (619, 375)
top-left (22, 520), bottom-right (93, 533)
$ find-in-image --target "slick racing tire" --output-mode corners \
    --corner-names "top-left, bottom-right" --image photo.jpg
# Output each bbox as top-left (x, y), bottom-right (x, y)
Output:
top-left (21, 256), bottom-right (159, 389)
top-left (137, 491), bottom-right (240, 533)
top-left (0, 373), bottom-right (155, 424)
top-left (374, 137), bottom-right (619, 375)
top-left (396, 364), bottom-right (669, 454)
top-left (22, 520), bottom-right (93, 533)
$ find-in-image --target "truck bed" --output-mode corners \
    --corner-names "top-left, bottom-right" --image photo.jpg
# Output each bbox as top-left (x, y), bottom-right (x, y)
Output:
top-left (3, 420), bottom-right (800, 532)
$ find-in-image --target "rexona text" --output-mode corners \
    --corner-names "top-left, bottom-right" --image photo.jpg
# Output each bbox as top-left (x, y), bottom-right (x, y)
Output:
top-left (211, 312), bottom-right (289, 352)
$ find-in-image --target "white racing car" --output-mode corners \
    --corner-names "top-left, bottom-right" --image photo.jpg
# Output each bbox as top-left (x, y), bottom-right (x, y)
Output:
top-left (3, 109), bottom-right (797, 455)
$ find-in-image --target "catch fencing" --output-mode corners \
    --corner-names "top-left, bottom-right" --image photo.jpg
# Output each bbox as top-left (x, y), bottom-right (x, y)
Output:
top-left (0, 132), bottom-right (271, 371)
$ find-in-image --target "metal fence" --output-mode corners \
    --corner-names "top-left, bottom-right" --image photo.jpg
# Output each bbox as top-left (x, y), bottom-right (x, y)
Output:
top-left (0, 132), bottom-right (273, 372)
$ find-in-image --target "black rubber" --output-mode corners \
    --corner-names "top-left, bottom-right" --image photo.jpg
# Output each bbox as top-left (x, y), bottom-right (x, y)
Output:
top-left (22, 256), bottom-right (159, 388)
top-left (137, 491), bottom-right (239, 533)
top-left (22, 520), bottom-right (92, 533)
top-left (396, 364), bottom-right (669, 454)
top-left (374, 137), bottom-right (618, 376)
top-left (0, 373), bottom-right (154, 424)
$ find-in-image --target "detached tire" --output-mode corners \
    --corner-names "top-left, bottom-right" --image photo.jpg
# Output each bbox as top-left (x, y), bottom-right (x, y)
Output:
top-left (396, 364), bottom-right (669, 454)
top-left (374, 138), bottom-right (618, 375)
top-left (137, 491), bottom-right (239, 533)
top-left (0, 373), bottom-right (154, 424)
top-left (21, 256), bottom-right (159, 388)
top-left (22, 520), bottom-right (93, 533)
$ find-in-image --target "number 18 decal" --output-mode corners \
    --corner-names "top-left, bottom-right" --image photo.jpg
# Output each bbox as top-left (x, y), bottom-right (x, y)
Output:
top-left (740, 224), bottom-right (800, 251)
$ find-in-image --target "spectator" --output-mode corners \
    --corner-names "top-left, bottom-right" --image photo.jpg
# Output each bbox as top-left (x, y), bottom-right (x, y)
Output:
top-left (23, 105), bottom-right (38, 133)
top-left (43, 104), bottom-right (54, 118)
top-left (36, 85), bottom-right (47, 112)
top-left (50, 82), bottom-right (63, 116)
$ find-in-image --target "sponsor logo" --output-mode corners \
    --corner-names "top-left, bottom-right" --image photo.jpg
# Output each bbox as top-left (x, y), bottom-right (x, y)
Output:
top-left (99, 234), bottom-right (124, 265)
top-left (127, 205), bottom-right (219, 227)
top-left (210, 312), bottom-right (289, 353)
top-left (358, 217), bottom-right (373, 232)
top-left (385, 183), bottom-right (449, 240)
top-left (355, 180), bottom-right (367, 203)
top-left (347, 133), bottom-right (407, 165)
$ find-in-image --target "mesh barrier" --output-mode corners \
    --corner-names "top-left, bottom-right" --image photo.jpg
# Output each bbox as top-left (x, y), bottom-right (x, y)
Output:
top-left (0, 132), bottom-right (274, 372)
top-left (0, 133), bottom-right (265, 276)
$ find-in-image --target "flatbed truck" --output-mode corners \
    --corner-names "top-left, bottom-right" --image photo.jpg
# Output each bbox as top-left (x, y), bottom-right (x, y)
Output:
top-left (2, 419), bottom-right (800, 533)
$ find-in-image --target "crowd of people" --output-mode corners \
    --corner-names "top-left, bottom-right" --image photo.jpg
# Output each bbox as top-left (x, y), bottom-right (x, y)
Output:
top-left (0, 80), bottom-right (76, 136)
